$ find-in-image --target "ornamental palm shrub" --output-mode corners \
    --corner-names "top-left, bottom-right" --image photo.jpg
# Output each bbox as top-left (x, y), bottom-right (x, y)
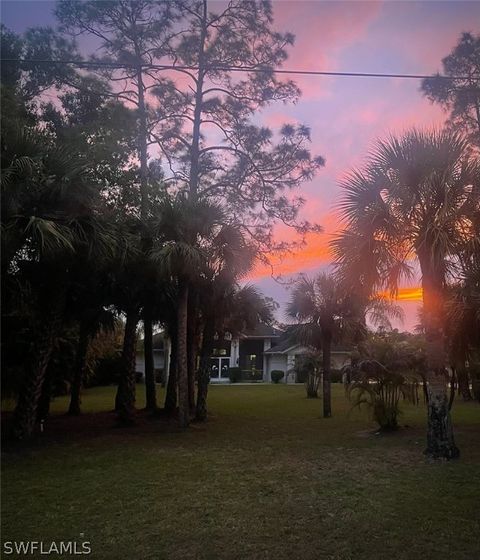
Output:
top-left (292, 353), bottom-right (321, 398)
top-left (347, 360), bottom-right (418, 431)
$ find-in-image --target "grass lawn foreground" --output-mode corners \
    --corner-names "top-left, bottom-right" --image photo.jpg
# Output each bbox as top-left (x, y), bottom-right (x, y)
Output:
top-left (2, 384), bottom-right (480, 560)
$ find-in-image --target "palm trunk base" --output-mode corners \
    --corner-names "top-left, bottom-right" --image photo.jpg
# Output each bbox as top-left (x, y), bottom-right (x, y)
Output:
top-left (424, 389), bottom-right (459, 460)
top-left (195, 373), bottom-right (209, 422)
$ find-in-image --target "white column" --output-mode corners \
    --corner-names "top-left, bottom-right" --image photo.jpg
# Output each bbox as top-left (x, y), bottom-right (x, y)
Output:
top-left (163, 335), bottom-right (171, 385)
top-left (230, 337), bottom-right (239, 367)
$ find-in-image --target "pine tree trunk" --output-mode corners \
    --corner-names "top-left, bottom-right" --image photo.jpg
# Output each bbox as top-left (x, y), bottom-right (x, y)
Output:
top-left (143, 309), bottom-right (157, 411)
top-left (116, 309), bottom-right (139, 425)
top-left (164, 325), bottom-right (178, 416)
top-left (135, 59), bottom-right (157, 413)
top-left (196, 316), bottom-right (215, 422)
top-left (176, 281), bottom-right (190, 428)
top-left (68, 322), bottom-right (90, 416)
top-left (322, 332), bottom-right (332, 418)
top-left (11, 298), bottom-right (63, 440)
top-left (420, 265), bottom-right (459, 459)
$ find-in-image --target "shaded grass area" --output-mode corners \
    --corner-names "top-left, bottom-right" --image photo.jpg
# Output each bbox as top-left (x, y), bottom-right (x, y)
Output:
top-left (2, 385), bottom-right (480, 560)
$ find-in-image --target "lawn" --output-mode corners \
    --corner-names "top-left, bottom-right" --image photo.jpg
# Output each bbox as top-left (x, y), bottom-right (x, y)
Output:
top-left (2, 384), bottom-right (480, 560)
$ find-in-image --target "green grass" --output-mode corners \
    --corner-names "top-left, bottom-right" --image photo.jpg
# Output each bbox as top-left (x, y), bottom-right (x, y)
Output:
top-left (2, 385), bottom-right (480, 560)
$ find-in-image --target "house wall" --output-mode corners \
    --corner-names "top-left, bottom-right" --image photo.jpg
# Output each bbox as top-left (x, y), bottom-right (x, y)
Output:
top-left (266, 355), bottom-right (288, 382)
top-left (266, 348), bottom-right (351, 384)
top-left (135, 351), bottom-right (165, 377)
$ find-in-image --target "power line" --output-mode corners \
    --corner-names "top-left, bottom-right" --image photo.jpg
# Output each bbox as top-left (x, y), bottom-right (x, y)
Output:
top-left (0, 58), bottom-right (476, 81)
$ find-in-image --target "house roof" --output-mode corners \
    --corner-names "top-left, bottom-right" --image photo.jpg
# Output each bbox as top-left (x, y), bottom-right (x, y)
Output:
top-left (241, 324), bottom-right (283, 338)
top-left (264, 328), bottom-right (352, 355)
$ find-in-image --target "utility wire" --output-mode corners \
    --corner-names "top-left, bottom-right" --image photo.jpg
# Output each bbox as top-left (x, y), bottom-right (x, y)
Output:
top-left (0, 58), bottom-right (477, 81)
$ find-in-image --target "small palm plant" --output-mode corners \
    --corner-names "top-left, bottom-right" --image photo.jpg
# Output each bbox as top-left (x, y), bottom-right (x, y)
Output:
top-left (291, 352), bottom-right (322, 398)
top-left (347, 360), bottom-right (417, 431)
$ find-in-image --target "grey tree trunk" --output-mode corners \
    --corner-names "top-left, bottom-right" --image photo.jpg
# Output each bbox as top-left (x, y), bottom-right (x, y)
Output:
top-left (322, 332), bottom-right (332, 418)
top-left (11, 297), bottom-right (63, 440)
top-left (164, 325), bottom-right (178, 416)
top-left (68, 322), bottom-right (90, 416)
top-left (420, 264), bottom-right (459, 459)
top-left (195, 317), bottom-right (215, 422)
top-left (116, 309), bottom-right (139, 425)
top-left (457, 368), bottom-right (472, 400)
top-left (187, 292), bottom-right (198, 415)
top-left (143, 308), bottom-right (157, 411)
top-left (176, 281), bottom-right (190, 428)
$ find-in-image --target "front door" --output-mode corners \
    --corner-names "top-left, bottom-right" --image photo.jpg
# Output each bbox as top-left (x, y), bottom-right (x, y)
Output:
top-left (209, 357), bottom-right (230, 380)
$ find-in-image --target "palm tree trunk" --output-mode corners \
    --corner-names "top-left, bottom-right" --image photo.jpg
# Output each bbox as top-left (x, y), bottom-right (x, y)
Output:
top-left (322, 332), bottom-right (332, 418)
top-left (116, 309), bottom-right (139, 425)
top-left (457, 368), bottom-right (472, 400)
top-left (187, 293), bottom-right (198, 415)
top-left (68, 322), bottom-right (90, 415)
top-left (143, 309), bottom-right (157, 411)
top-left (11, 298), bottom-right (63, 440)
top-left (176, 280), bottom-right (190, 428)
top-left (164, 325), bottom-right (178, 416)
top-left (196, 316), bottom-right (215, 422)
top-left (421, 267), bottom-right (459, 459)
top-left (37, 365), bottom-right (53, 423)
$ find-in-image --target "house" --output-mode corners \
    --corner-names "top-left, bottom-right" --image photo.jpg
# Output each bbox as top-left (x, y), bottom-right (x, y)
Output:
top-left (135, 333), bottom-right (167, 381)
top-left (136, 324), bottom-right (352, 384)
top-left (264, 330), bottom-right (352, 383)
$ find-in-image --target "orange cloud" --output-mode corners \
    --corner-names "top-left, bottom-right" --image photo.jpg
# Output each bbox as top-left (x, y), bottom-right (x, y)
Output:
top-left (381, 287), bottom-right (423, 302)
top-left (250, 210), bottom-right (340, 279)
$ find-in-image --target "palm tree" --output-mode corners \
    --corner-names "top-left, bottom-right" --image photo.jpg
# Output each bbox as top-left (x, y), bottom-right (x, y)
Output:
top-left (152, 194), bottom-right (227, 428)
top-left (2, 126), bottom-right (112, 439)
top-left (287, 273), bottom-right (368, 418)
top-left (446, 263), bottom-right (480, 400)
top-left (196, 282), bottom-right (273, 421)
top-left (332, 129), bottom-right (479, 459)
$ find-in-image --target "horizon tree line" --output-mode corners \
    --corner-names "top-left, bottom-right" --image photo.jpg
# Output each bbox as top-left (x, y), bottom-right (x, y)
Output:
top-left (1, 3), bottom-right (479, 461)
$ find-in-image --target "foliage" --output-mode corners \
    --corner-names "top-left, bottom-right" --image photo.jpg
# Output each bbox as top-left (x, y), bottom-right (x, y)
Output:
top-left (271, 370), bottom-right (285, 384)
top-left (421, 33), bottom-right (480, 147)
top-left (347, 360), bottom-right (419, 431)
top-left (291, 353), bottom-right (321, 398)
top-left (228, 367), bottom-right (242, 384)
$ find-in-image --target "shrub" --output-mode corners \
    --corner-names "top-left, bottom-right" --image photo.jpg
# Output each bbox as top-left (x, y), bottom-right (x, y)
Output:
top-left (305, 371), bottom-right (320, 398)
top-left (347, 360), bottom-right (418, 431)
top-left (291, 352), bottom-right (321, 397)
top-left (271, 370), bottom-right (285, 384)
top-left (229, 367), bottom-right (242, 383)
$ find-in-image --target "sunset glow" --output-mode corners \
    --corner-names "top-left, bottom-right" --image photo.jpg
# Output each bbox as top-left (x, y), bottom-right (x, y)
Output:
top-left (2, 0), bottom-right (477, 331)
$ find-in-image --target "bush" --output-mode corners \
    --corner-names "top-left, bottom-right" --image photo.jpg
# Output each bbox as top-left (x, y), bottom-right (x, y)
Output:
top-left (229, 367), bottom-right (242, 383)
top-left (347, 360), bottom-right (418, 431)
top-left (271, 370), bottom-right (285, 384)
top-left (305, 372), bottom-right (320, 398)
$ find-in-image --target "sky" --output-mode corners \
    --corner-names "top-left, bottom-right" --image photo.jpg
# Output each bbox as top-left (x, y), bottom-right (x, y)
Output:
top-left (2, 0), bottom-right (479, 331)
